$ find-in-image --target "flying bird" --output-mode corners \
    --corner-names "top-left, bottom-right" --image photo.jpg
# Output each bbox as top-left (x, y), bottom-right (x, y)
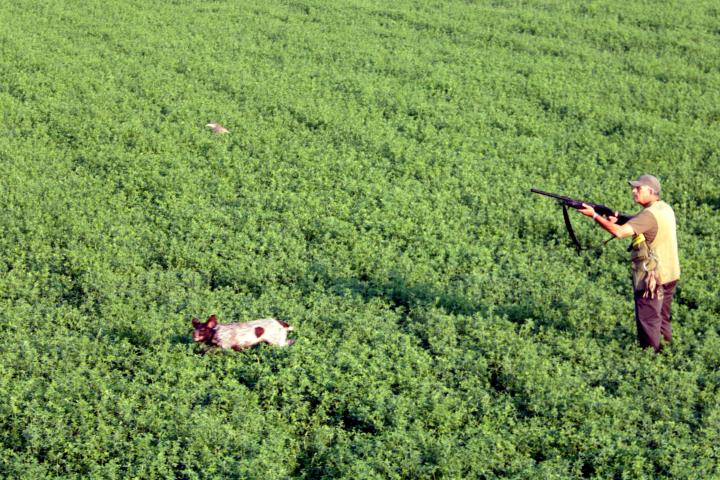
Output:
top-left (207, 122), bottom-right (229, 134)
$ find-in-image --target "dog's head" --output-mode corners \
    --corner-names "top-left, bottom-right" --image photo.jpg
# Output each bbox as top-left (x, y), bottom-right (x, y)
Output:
top-left (191, 314), bottom-right (218, 343)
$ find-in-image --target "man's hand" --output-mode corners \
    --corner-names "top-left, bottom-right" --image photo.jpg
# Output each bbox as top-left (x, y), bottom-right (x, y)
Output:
top-left (578, 203), bottom-right (596, 217)
top-left (585, 206), bottom-right (634, 238)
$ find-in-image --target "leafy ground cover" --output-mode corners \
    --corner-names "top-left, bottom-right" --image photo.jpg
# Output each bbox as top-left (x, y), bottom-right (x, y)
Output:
top-left (1, 0), bottom-right (719, 478)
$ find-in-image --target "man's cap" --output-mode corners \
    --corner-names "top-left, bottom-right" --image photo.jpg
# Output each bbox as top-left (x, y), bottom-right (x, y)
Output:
top-left (629, 174), bottom-right (661, 193)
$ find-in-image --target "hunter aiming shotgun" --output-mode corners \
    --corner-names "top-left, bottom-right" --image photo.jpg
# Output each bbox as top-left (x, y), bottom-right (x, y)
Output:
top-left (531, 188), bottom-right (633, 253)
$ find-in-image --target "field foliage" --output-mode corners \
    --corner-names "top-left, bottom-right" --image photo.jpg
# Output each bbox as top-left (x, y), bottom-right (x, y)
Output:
top-left (1, 0), bottom-right (719, 478)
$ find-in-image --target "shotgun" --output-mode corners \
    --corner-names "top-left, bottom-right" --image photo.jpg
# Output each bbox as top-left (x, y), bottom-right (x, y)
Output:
top-left (531, 188), bottom-right (633, 253)
top-left (531, 188), bottom-right (632, 224)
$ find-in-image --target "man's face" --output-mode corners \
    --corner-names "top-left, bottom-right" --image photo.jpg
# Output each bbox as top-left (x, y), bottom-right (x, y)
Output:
top-left (632, 185), bottom-right (654, 205)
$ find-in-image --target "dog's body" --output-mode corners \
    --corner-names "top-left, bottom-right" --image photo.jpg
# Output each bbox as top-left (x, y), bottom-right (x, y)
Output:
top-left (192, 315), bottom-right (294, 353)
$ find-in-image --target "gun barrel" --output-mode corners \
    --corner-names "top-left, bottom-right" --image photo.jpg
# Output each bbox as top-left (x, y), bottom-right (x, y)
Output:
top-left (530, 188), bottom-right (561, 198)
top-left (530, 188), bottom-right (579, 206)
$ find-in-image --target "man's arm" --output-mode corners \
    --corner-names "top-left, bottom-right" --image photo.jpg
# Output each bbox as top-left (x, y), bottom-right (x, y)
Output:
top-left (578, 203), bottom-right (635, 238)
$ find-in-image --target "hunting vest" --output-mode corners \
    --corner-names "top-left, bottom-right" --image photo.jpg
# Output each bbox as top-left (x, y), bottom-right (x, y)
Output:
top-left (630, 201), bottom-right (680, 295)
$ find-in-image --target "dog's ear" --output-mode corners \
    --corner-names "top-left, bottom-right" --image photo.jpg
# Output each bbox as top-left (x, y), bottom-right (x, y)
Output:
top-left (192, 318), bottom-right (202, 328)
top-left (207, 315), bottom-right (217, 328)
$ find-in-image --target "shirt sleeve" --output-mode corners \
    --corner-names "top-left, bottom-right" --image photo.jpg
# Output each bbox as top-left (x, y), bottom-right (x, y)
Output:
top-left (628, 210), bottom-right (658, 243)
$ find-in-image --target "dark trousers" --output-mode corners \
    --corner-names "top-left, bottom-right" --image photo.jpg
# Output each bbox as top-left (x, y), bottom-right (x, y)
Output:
top-left (634, 280), bottom-right (677, 352)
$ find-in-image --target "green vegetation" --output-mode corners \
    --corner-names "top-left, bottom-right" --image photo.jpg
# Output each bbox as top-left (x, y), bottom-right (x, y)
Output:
top-left (1, 0), bottom-right (718, 478)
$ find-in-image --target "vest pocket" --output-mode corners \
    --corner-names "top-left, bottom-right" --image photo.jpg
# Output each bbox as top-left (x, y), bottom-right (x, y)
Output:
top-left (631, 236), bottom-right (661, 297)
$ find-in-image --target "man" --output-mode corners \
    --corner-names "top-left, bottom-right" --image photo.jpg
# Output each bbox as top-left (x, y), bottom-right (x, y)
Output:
top-left (578, 175), bottom-right (680, 352)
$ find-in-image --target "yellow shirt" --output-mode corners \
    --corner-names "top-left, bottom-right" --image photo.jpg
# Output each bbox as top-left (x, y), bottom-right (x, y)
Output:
top-left (629, 201), bottom-right (680, 284)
